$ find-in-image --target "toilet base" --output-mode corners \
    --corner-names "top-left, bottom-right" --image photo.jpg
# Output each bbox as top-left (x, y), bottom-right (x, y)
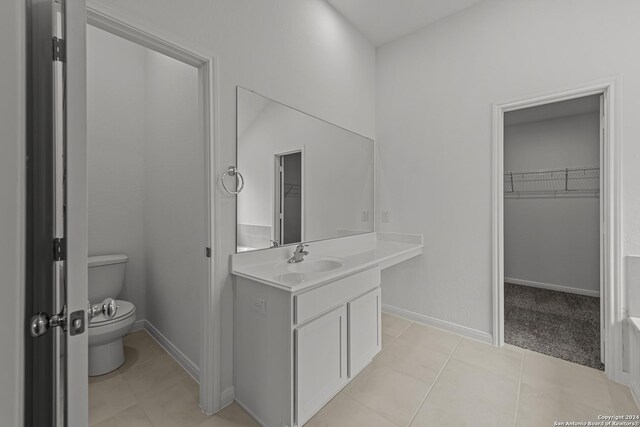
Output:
top-left (89, 337), bottom-right (125, 376)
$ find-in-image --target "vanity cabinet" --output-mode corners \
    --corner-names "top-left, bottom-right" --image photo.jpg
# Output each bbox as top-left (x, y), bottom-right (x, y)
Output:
top-left (295, 305), bottom-right (348, 425)
top-left (348, 288), bottom-right (381, 377)
top-left (234, 265), bottom-right (381, 427)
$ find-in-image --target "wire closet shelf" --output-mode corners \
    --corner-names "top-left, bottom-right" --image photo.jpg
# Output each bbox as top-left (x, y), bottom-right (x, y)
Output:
top-left (504, 166), bottom-right (599, 194)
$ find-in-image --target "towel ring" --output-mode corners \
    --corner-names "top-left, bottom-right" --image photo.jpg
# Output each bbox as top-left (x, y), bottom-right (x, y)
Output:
top-left (221, 166), bottom-right (245, 194)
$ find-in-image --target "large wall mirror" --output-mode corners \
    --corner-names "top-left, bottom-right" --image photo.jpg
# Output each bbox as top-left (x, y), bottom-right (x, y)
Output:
top-left (236, 87), bottom-right (374, 253)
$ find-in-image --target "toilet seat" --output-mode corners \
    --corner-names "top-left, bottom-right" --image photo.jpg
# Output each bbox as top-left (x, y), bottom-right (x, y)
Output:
top-left (90, 300), bottom-right (135, 326)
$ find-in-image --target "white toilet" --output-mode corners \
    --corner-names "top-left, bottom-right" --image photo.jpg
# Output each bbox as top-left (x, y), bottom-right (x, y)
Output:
top-left (88, 254), bottom-right (137, 376)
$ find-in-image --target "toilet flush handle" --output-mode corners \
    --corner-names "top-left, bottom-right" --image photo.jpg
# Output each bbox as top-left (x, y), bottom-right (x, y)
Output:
top-left (88, 298), bottom-right (118, 321)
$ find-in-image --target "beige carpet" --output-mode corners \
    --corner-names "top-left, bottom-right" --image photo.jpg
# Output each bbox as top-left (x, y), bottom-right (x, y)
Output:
top-left (504, 282), bottom-right (603, 370)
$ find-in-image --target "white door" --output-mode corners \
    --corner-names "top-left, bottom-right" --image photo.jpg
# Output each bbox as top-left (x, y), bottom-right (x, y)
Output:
top-left (295, 306), bottom-right (348, 426)
top-left (25, 0), bottom-right (88, 425)
top-left (348, 288), bottom-right (381, 377)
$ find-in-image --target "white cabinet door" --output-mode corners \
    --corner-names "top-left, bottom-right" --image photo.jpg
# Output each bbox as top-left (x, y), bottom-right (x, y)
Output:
top-left (295, 305), bottom-right (348, 426)
top-left (348, 288), bottom-right (381, 377)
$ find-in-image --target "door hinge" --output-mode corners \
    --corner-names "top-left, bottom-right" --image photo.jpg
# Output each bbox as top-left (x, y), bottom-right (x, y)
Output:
top-left (205, 247), bottom-right (211, 258)
top-left (53, 238), bottom-right (65, 261)
top-left (53, 37), bottom-right (65, 62)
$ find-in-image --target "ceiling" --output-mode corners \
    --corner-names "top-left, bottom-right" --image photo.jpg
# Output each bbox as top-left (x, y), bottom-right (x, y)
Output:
top-left (504, 95), bottom-right (601, 127)
top-left (327, 0), bottom-right (483, 46)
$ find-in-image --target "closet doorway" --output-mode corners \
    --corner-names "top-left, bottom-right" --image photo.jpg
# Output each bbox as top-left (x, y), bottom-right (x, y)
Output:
top-left (492, 81), bottom-right (621, 378)
top-left (274, 149), bottom-right (304, 246)
top-left (504, 95), bottom-right (602, 368)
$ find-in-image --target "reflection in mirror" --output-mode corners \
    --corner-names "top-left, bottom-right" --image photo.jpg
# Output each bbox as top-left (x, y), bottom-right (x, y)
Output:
top-left (236, 87), bottom-right (374, 253)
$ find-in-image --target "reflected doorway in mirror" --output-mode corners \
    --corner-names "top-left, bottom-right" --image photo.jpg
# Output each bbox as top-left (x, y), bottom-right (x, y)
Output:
top-left (275, 149), bottom-right (303, 246)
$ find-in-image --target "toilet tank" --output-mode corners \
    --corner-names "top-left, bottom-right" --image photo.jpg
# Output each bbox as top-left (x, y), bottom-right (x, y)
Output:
top-left (88, 254), bottom-right (128, 304)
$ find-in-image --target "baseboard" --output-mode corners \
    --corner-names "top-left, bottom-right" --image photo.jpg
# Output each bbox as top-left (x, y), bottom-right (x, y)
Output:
top-left (130, 319), bottom-right (145, 333)
top-left (382, 304), bottom-right (493, 344)
top-left (142, 320), bottom-right (200, 383)
top-left (505, 277), bottom-right (600, 297)
top-left (220, 386), bottom-right (235, 408)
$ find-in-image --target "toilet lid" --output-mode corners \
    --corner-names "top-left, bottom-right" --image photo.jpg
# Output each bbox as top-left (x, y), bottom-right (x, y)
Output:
top-left (90, 300), bottom-right (135, 325)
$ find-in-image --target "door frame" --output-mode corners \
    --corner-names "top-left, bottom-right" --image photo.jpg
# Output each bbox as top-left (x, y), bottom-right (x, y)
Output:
top-left (273, 147), bottom-right (305, 246)
top-left (85, 5), bottom-right (223, 414)
top-left (66, 1), bottom-right (88, 423)
top-left (491, 78), bottom-right (624, 382)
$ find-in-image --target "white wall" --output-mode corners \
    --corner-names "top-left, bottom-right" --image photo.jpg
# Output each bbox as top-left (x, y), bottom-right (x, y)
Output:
top-left (89, 0), bottom-right (376, 395)
top-left (87, 26), bottom-right (148, 317)
top-left (504, 112), bottom-right (600, 294)
top-left (376, 0), bottom-right (640, 338)
top-left (144, 50), bottom-right (204, 368)
top-left (0, 0), bottom-right (24, 424)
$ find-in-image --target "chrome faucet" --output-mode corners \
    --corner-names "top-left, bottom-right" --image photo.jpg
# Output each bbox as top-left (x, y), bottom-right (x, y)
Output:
top-left (288, 243), bottom-right (309, 263)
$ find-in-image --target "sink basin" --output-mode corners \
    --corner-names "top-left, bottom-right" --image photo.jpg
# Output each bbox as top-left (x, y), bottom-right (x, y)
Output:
top-left (287, 258), bottom-right (345, 273)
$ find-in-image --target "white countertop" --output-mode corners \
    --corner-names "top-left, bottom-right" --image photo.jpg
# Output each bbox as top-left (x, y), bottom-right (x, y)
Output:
top-left (231, 232), bottom-right (423, 293)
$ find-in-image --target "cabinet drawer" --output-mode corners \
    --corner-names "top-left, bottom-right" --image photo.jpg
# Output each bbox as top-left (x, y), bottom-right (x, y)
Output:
top-left (294, 266), bottom-right (380, 325)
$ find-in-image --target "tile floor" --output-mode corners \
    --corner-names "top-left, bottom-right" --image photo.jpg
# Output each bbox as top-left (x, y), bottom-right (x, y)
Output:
top-left (90, 315), bottom-right (639, 427)
top-left (89, 330), bottom-right (258, 426)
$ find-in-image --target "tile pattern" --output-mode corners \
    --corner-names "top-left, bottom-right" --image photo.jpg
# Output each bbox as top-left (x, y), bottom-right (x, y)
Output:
top-left (315, 314), bottom-right (639, 427)
top-left (89, 330), bottom-right (258, 426)
top-left (504, 282), bottom-right (603, 370)
top-left (93, 318), bottom-right (639, 427)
